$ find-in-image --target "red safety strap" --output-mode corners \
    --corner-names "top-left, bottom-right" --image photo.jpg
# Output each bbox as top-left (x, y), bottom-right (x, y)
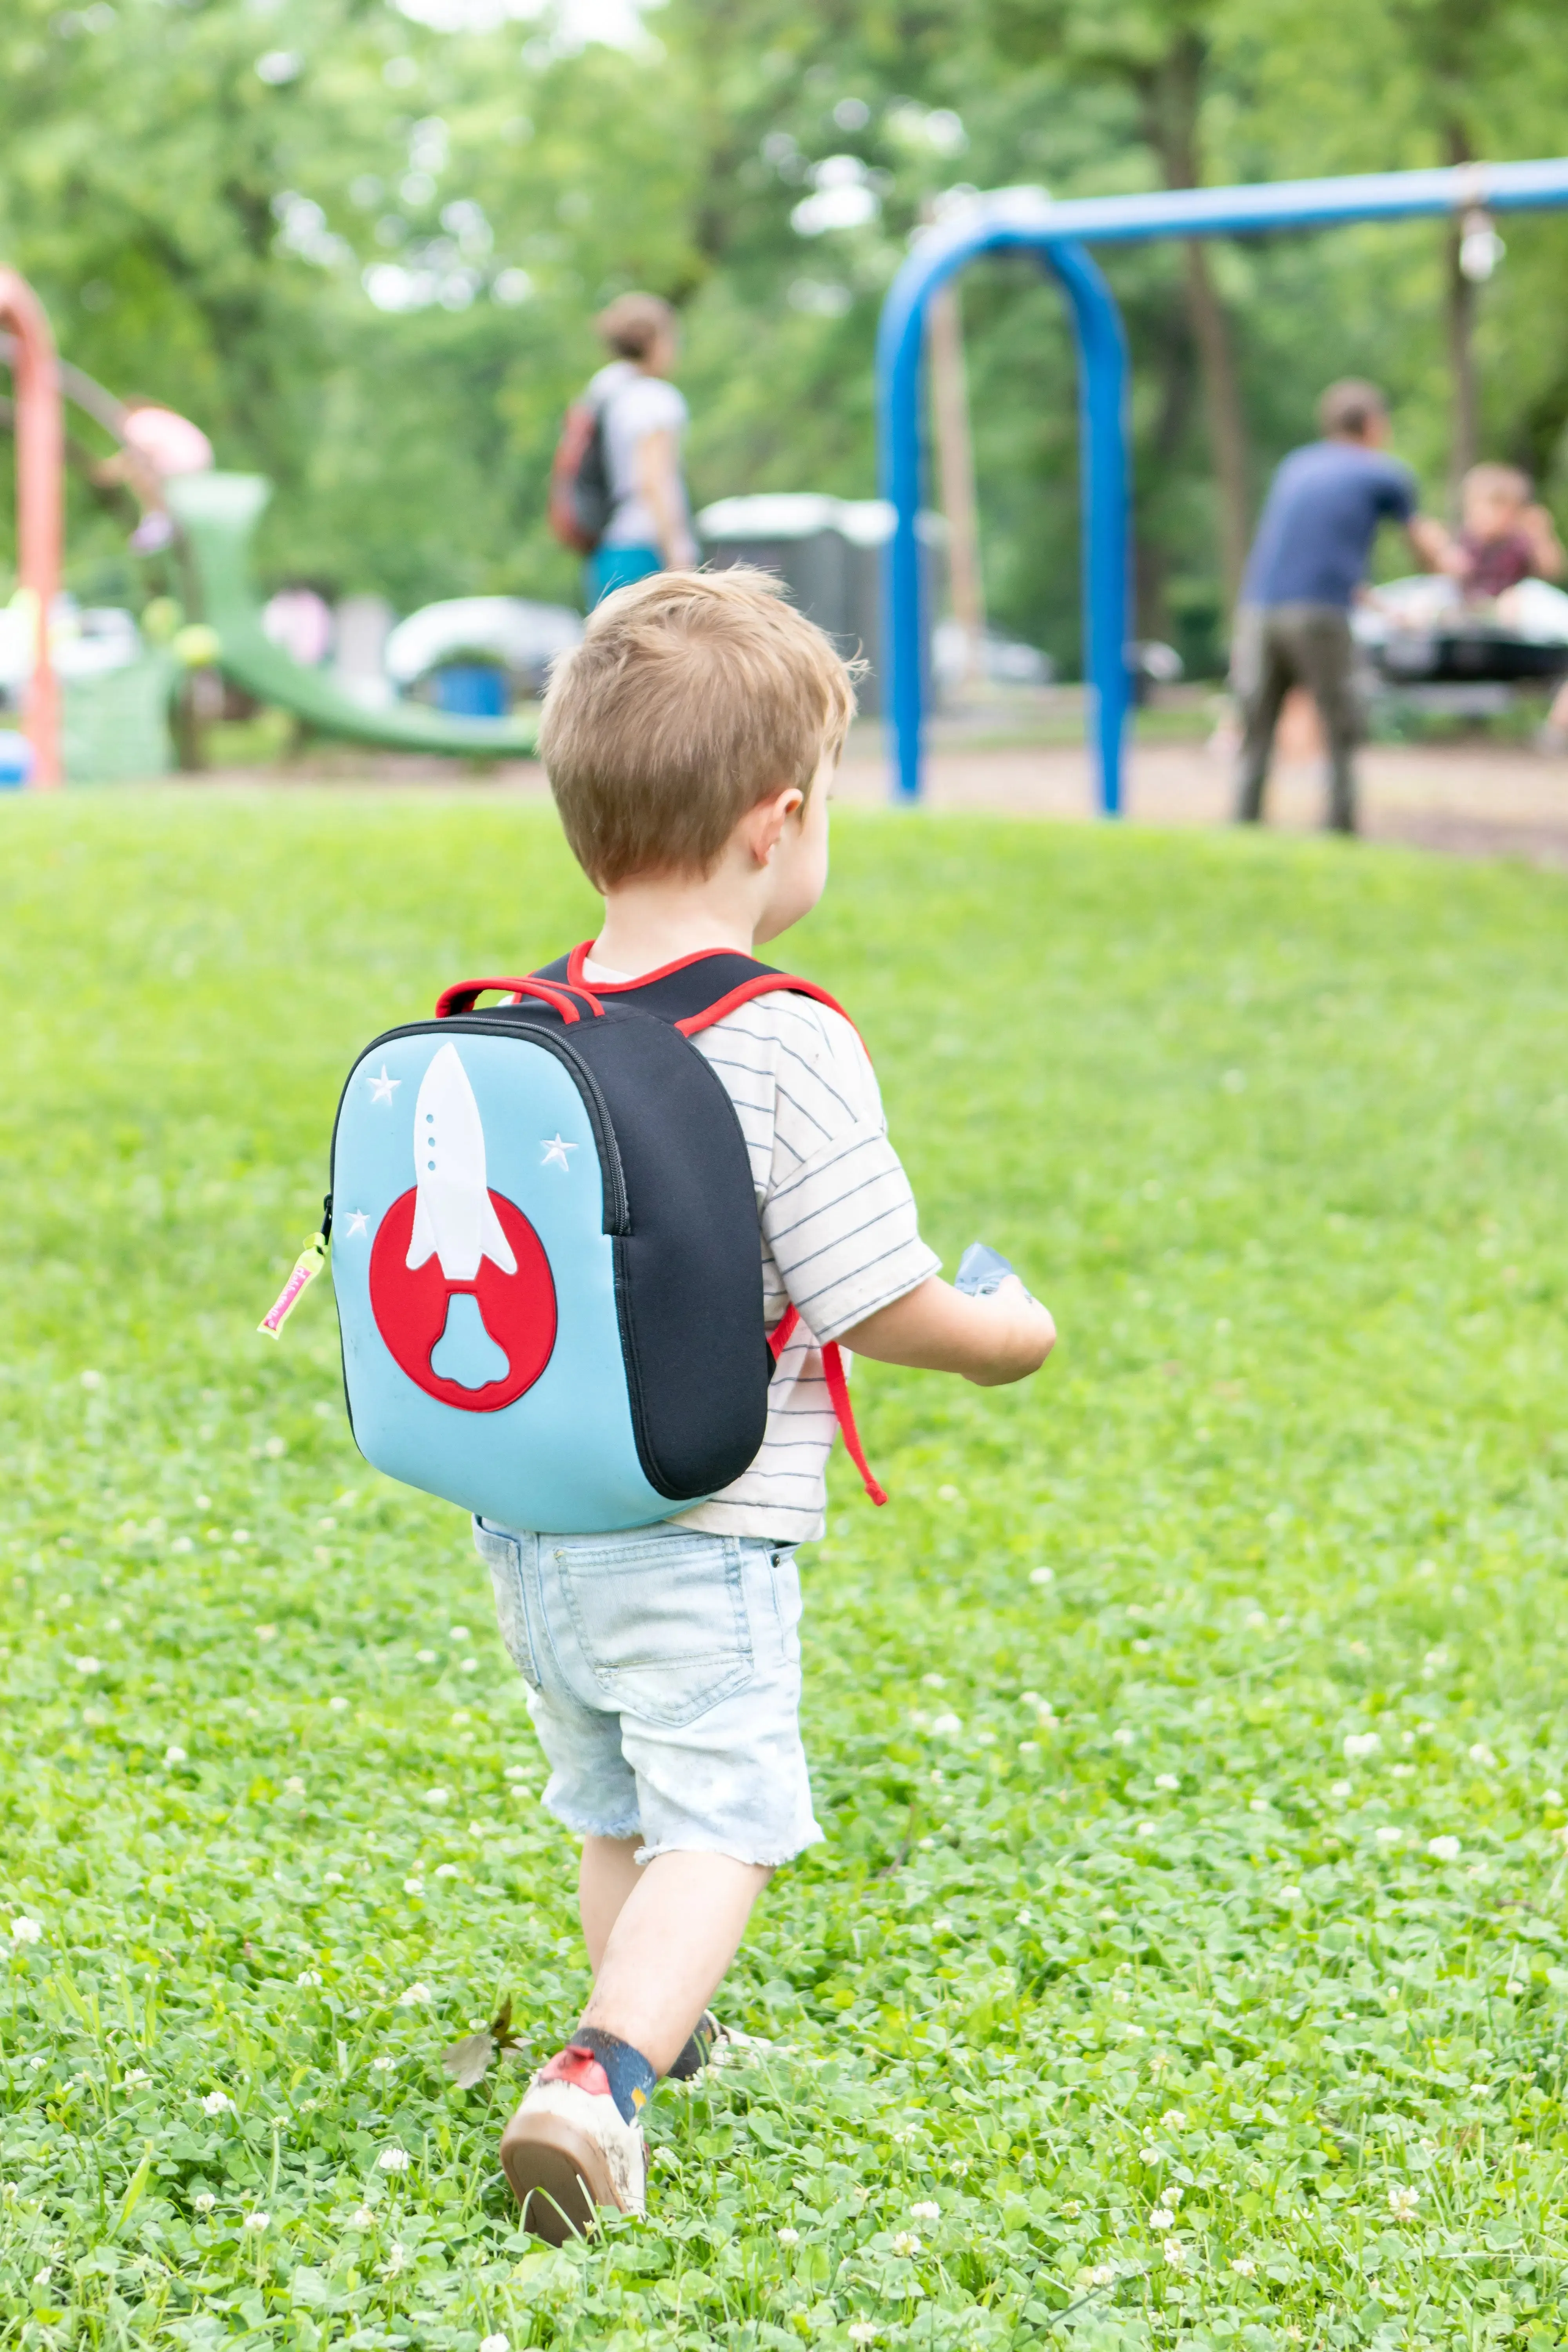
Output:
top-left (436, 975), bottom-right (604, 1023)
top-left (769, 1305), bottom-right (887, 1507)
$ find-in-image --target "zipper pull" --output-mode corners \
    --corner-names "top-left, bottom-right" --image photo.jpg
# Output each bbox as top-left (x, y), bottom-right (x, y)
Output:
top-left (259, 1198), bottom-right (332, 1339)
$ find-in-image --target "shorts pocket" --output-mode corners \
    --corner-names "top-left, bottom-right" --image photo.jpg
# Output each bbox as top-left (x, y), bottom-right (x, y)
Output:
top-left (473, 1516), bottom-right (541, 1688)
top-left (555, 1535), bottom-right (753, 1727)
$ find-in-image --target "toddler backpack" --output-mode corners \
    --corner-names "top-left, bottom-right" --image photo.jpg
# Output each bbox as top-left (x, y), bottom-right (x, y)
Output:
top-left (298, 950), bottom-right (885, 1534)
top-left (547, 391), bottom-right (614, 554)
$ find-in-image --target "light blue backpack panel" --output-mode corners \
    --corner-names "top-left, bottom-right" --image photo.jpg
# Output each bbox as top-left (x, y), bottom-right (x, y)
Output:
top-left (331, 1028), bottom-right (673, 1532)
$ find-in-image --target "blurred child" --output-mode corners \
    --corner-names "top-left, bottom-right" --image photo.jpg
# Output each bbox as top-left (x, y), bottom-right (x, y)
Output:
top-left (1452, 463), bottom-right (1563, 601)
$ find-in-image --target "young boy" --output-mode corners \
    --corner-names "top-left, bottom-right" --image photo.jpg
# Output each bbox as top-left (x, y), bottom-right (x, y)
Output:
top-left (1452, 462), bottom-right (1564, 601)
top-left (487, 568), bottom-right (1055, 2237)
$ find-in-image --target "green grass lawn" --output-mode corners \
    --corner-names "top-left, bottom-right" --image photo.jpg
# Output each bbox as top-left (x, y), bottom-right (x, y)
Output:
top-left (4, 790), bottom-right (1568, 2352)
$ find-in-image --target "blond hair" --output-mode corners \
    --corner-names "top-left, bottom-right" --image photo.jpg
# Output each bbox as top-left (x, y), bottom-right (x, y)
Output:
top-left (1463, 461), bottom-right (1531, 506)
top-left (540, 568), bottom-right (857, 888)
top-left (595, 291), bottom-right (677, 362)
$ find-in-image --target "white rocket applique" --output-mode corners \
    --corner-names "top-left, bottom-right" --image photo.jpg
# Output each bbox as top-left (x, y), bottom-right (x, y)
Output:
top-left (406, 1043), bottom-right (517, 1281)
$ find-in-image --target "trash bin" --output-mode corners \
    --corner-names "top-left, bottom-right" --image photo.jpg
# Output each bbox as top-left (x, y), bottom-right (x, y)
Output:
top-left (60, 653), bottom-right (177, 782)
top-left (695, 495), bottom-right (945, 717)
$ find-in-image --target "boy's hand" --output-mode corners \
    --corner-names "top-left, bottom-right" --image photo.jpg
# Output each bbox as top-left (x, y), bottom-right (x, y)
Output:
top-left (840, 1273), bottom-right (1055, 1388)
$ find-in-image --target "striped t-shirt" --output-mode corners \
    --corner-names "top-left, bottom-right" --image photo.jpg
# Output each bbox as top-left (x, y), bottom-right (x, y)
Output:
top-left (583, 956), bottom-right (940, 1542)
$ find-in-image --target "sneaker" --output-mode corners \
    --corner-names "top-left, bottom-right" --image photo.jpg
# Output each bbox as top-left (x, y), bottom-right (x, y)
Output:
top-left (500, 2045), bottom-right (646, 2242)
top-left (667, 2009), bottom-right (722, 2082)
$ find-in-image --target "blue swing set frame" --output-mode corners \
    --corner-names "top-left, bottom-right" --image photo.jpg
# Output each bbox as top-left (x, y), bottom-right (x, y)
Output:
top-left (876, 158), bottom-right (1568, 813)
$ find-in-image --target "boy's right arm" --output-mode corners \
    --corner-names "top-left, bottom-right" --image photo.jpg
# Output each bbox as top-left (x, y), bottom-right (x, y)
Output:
top-left (841, 1274), bottom-right (1054, 1389)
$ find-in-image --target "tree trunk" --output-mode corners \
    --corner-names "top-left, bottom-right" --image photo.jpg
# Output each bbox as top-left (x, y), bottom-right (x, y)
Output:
top-left (1181, 237), bottom-right (1252, 608)
top-left (926, 278), bottom-right (986, 692)
top-left (1143, 36), bottom-right (1252, 613)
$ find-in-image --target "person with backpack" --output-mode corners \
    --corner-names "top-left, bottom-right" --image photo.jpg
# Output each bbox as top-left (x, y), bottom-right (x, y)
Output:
top-left (550, 292), bottom-right (698, 605)
top-left (312, 569), bottom-right (1054, 2239)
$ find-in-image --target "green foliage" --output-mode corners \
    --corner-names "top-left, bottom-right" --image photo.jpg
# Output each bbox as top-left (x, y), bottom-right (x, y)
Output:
top-left (4, 2), bottom-right (1568, 668)
top-left (5, 795), bottom-right (1568, 2342)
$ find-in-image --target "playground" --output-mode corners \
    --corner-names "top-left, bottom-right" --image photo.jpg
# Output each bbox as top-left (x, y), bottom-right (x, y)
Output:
top-left (5, 789), bottom-right (1568, 2341)
top-left (7, 8), bottom-right (1568, 2336)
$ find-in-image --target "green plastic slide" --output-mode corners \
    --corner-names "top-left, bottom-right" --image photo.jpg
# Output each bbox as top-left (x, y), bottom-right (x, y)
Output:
top-left (165, 472), bottom-right (541, 757)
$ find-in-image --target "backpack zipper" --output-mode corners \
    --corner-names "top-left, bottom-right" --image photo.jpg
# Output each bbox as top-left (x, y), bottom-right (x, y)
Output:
top-left (328, 1014), bottom-right (630, 1236)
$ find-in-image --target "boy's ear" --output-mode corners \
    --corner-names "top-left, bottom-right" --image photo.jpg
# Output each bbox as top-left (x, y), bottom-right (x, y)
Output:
top-left (740, 785), bottom-right (805, 867)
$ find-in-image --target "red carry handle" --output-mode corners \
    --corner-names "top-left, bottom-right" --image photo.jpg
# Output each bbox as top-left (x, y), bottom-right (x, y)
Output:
top-left (436, 976), bottom-right (605, 1023)
top-left (769, 1305), bottom-right (887, 1507)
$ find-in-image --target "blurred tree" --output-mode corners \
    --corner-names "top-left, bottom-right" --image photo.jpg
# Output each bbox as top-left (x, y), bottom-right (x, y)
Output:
top-left (984, 0), bottom-right (1254, 608)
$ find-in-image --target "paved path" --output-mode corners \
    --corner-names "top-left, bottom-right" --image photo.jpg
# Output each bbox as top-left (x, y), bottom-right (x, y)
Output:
top-left (210, 736), bottom-right (1568, 868)
top-left (834, 738), bottom-right (1568, 867)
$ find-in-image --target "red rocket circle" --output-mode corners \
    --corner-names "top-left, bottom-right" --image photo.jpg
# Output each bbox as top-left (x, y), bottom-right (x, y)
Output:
top-left (368, 1188), bottom-right (556, 1412)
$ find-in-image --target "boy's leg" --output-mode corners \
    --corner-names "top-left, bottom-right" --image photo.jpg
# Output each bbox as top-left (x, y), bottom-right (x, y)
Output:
top-left (579, 1849), bottom-right (769, 2074)
top-left (579, 1833), bottom-right (643, 1971)
top-left (1233, 606), bottom-right (1292, 822)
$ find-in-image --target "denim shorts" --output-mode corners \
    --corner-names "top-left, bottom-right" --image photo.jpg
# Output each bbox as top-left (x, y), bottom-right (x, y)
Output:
top-left (472, 1519), bottom-right (824, 1867)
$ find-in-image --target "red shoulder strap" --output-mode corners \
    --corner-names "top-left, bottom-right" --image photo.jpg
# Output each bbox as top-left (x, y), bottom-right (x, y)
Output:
top-left (769, 1305), bottom-right (887, 1508)
top-left (559, 941), bottom-right (864, 1046)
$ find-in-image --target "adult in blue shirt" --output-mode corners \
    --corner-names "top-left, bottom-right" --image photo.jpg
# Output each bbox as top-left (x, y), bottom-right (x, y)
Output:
top-left (1235, 380), bottom-right (1448, 833)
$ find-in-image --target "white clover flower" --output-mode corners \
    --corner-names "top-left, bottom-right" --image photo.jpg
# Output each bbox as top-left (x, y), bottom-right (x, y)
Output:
top-left (297, 1969), bottom-right (322, 1987)
top-left (479, 2335), bottom-right (509, 2352)
top-left (202, 2090), bottom-right (232, 2116)
top-left (396, 1983), bottom-right (432, 2006)
top-left (449, 1625), bottom-right (470, 1642)
top-left (930, 1712), bottom-right (962, 1736)
top-left (1160, 2110), bottom-right (1186, 2130)
top-left (11, 1916), bottom-right (42, 1944)
top-left (1388, 2183), bottom-right (1419, 2221)
top-left (1085, 2261), bottom-right (1115, 2287)
top-left (381, 2244), bottom-right (407, 2278)
top-left (1275, 1884), bottom-right (1304, 1905)
top-left (254, 1625), bottom-right (277, 1644)
top-left (1165, 2185), bottom-right (1183, 2207)
top-left (1136, 1821), bottom-right (1157, 1838)
top-left (1230, 2253), bottom-right (1256, 2276)
top-left (1375, 1825), bottom-right (1403, 1847)
top-left (377, 2146), bottom-right (411, 2172)
top-left (121, 2067), bottom-right (151, 2088)
top-left (416, 1649), bottom-right (437, 1664)
top-left (285, 1775), bottom-right (306, 1796)
top-left (1163, 2237), bottom-right (1187, 2267)
top-left (1149, 2206), bottom-right (1175, 2230)
top-left (370, 2055), bottom-right (397, 2073)
top-left (909, 2200), bottom-right (940, 2222)
top-left (1468, 1742), bottom-right (1496, 1768)
top-left (1427, 1835), bottom-right (1461, 1862)
top-left (1111, 1726), bottom-right (1135, 1747)
top-left (193, 2191), bottom-right (216, 2214)
top-left (1245, 1610), bottom-right (1267, 1630)
top-left (1329, 1778), bottom-right (1352, 1798)
top-left (1029, 1566), bottom-right (1054, 1586)
top-left (348, 2205), bottom-right (376, 2229)
top-left (461, 1657), bottom-right (479, 1673)
top-left (73, 1655), bottom-right (102, 1676)
top-left (1343, 1732), bottom-right (1381, 1761)
top-left (1, 2182), bottom-right (18, 2201)
top-left (80, 1368), bottom-right (102, 1388)
top-left (434, 1864), bottom-right (459, 1880)
top-left (244, 2211), bottom-right (270, 2232)
top-left (848, 2326), bottom-right (878, 2347)
top-left (1505, 1976), bottom-right (1525, 1995)
top-left (1139, 2144), bottom-right (1161, 2164)
top-left (777, 2225), bottom-right (800, 2246)
top-left (892, 2231), bottom-right (922, 2256)
top-left (329, 1696), bottom-right (349, 1713)
top-left (164, 1745), bottom-right (188, 1766)
top-left (1154, 1773), bottom-right (1178, 1791)
top-left (403, 1878), bottom-right (423, 1896)
top-left (423, 1788), bottom-right (450, 1808)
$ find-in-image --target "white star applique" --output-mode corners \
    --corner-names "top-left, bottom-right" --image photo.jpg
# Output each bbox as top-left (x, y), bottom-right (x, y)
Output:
top-left (343, 1210), bottom-right (370, 1238)
top-left (369, 1064), bottom-right (401, 1105)
top-left (540, 1135), bottom-right (578, 1171)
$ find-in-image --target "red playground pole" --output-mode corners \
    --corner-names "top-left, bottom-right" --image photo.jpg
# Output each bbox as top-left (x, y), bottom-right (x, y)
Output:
top-left (0, 272), bottom-right (63, 788)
